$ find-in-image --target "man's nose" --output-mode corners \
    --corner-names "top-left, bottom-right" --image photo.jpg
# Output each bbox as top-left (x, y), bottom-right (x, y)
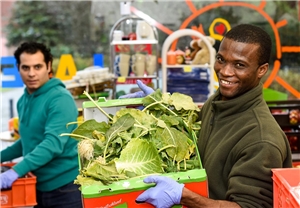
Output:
top-left (28, 68), bottom-right (35, 76)
top-left (219, 64), bottom-right (234, 76)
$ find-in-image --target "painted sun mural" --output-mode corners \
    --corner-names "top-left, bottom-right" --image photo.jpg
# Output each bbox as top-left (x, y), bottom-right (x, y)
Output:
top-left (131, 0), bottom-right (300, 98)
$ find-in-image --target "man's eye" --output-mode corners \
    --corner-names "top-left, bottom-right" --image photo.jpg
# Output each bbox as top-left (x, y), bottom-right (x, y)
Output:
top-left (216, 56), bottom-right (224, 62)
top-left (236, 63), bottom-right (245, 67)
top-left (35, 65), bottom-right (41, 69)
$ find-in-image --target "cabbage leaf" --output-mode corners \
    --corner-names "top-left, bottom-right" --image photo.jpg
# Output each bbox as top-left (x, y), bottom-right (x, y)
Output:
top-left (63, 89), bottom-right (202, 186)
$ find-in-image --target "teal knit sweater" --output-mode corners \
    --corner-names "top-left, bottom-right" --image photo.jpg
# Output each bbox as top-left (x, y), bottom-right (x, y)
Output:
top-left (1, 78), bottom-right (79, 192)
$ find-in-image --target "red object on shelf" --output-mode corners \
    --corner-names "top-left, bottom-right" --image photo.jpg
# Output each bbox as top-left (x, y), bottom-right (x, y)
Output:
top-left (293, 161), bottom-right (300, 167)
top-left (114, 45), bottom-right (130, 53)
top-left (134, 44), bottom-right (152, 54)
top-left (167, 50), bottom-right (177, 65)
top-left (116, 78), bottom-right (153, 85)
top-left (128, 32), bottom-right (137, 40)
top-left (114, 44), bottom-right (152, 54)
top-left (0, 163), bottom-right (37, 208)
top-left (268, 100), bottom-right (300, 154)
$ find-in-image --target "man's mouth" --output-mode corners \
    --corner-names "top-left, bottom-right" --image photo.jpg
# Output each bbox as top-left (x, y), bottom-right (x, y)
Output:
top-left (220, 79), bottom-right (235, 85)
top-left (28, 80), bottom-right (37, 84)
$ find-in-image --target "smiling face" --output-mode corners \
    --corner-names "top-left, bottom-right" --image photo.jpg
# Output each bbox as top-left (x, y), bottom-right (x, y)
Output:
top-left (214, 38), bottom-right (269, 101)
top-left (18, 51), bottom-right (51, 94)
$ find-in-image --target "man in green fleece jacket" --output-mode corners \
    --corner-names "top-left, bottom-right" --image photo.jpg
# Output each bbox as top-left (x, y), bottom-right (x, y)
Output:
top-left (121, 24), bottom-right (293, 208)
top-left (0, 42), bottom-right (82, 208)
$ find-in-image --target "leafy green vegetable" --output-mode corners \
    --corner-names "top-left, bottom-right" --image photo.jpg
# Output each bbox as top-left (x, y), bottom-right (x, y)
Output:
top-left (156, 127), bottom-right (189, 162)
top-left (104, 113), bottom-right (135, 162)
top-left (61, 89), bottom-right (202, 186)
top-left (84, 159), bottom-right (128, 185)
top-left (116, 138), bottom-right (163, 176)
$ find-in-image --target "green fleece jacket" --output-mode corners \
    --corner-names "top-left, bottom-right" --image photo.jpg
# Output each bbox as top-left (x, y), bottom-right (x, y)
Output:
top-left (198, 82), bottom-right (292, 208)
top-left (1, 78), bottom-right (79, 192)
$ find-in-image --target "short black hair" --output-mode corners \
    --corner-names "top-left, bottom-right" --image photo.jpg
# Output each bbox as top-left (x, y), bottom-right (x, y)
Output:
top-left (223, 24), bottom-right (272, 65)
top-left (14, 42), bottom-right (53, 66)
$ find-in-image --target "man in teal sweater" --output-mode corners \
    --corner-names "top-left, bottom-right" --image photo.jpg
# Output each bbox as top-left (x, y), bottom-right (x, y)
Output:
top-left (0, 42), bottom-right (82, 208)
top-left (121, 24), bottom-right (292, 208)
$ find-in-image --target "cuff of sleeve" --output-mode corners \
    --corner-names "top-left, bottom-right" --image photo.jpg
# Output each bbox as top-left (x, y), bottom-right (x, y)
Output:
top-left (12, 160), bottom-right (31, 178)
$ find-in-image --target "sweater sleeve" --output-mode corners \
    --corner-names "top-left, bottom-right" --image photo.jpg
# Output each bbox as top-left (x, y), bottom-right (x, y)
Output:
top-left (12, 93), bottom-right (78, 177)
top-left (0, 139), bottom-right (23, 162)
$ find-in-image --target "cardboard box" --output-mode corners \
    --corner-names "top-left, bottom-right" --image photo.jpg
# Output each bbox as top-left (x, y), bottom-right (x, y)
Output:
top-left (81, 97), bottom-right (208, 207)
top-left (1, 163), bottom-right (37, 208)
top-left (272, 168), bottom-right (300, 208)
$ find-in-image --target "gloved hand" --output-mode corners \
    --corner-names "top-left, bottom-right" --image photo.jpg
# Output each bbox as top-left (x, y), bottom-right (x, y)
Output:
top-left (136, 175), bottom-right (184, 208)
top-left (0, 169), bottom-right (19, 189)
top-left (119, 80), bottom-right (154, 99)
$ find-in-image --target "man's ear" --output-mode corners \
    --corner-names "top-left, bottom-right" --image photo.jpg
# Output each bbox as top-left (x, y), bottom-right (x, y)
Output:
top-left (258, 63), bottom-right (268, 79)
top-left (47, 62), bottom-right (51, 72)
top-left (47, 62), bottom-right (54, 78)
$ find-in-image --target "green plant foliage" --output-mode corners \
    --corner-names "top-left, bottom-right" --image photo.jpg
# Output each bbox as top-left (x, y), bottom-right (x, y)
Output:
top-left (61, 89), bottom-right (202, 186)
top-left (5, 1), bottom-right (98, 58)
top-left (74, 57), bottom-right (94, 71)
top-left (5, 1), bottom-right (61, 51)
top-left (116, 138), bottom-right (163, 176)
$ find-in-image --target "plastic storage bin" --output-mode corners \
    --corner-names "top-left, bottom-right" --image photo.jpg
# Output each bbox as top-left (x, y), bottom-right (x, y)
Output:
top-left (81, 98), bottom-right (208, 207)
top-left (1, 163), bottom-right (37, 208)
top-left (272, 168), bottom-right (300, 208)
top-left (81, 169), bottom-right (208, 207)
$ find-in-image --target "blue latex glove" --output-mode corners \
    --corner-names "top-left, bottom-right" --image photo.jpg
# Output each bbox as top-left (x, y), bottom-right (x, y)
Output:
top-left (119, 80), bottom-right (154, 99)
top-left (136, 175), bottom-right (184, 208)
top-left (0, 169), bottom-right (19, 189)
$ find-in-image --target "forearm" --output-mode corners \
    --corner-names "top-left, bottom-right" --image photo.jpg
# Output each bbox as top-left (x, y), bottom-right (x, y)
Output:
top-left (180, 188), bottom-right (241, 208)
top-left (13, 134), bottom-right (66, 177)
top-left (0, 140), bottom-right (23, 162)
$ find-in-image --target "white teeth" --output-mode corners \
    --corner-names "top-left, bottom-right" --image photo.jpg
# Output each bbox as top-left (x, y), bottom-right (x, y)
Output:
top-left (221, 80), bottom-right (231, 84)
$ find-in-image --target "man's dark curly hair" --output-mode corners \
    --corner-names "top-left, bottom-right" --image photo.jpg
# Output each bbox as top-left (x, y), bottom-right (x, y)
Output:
top-left (223, 24), bottom-right (272, 66)
top-left (14, 42), bottom-right (53, 65)
top-left (14, 42), bottom-right (53, 76)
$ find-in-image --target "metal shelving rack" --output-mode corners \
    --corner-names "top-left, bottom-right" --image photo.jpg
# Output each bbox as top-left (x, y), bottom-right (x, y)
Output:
top-left (267, 100), bottom-right (300, 161)
top-left (161, 29), bottom-right (216, 105)
top-left (109, 15), bottom-right (160, 98)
